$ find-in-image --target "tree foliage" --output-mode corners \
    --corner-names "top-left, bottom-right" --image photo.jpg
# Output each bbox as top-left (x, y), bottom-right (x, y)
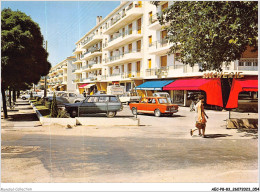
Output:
top-left (1, 8), bottom-right (51, 118)
top-left (1, 8), bottom-right (51, 89)
top-left (155, 1), bottom-right (258, 71)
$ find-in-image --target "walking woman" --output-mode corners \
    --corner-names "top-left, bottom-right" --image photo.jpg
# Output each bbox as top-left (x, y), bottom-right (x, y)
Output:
top-left (190, 95), bottom-right (208, 137)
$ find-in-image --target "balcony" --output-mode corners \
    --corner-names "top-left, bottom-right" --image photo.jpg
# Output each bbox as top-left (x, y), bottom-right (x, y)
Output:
top-left (62, 65), bottom-right (67, 69)
top-left (91, 63), bottom-right (102, 70)
top-left (81, 34), bottom-right (102, 49)
top-left (73, 78), bottom-right (83, 83)
top-left (148, 12), bottom-right (163, 30)
top-left (73, 47), bottom-right (83, 54)
top-left (72, 68), bottom-right (82, 74)
top-left (103, 3), bottom-right (143, 35)
top-left (104, 29), bottom-right (143, 51)
top-left (148, 39), bottom-right (171, 55)
top-left (82, 48), bottom-right (102, 60)
top-left (73, 58), bottom-right (83, 64)
top-left (104, 50), bottom-right (142, 66)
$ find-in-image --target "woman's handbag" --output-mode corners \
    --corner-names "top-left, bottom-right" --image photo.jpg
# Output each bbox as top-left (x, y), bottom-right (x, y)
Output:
top-left (195, 121), bottom-right (203, 129)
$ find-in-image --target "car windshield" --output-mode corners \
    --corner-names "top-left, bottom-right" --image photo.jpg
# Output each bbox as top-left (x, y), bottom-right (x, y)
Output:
top-left (158, 98), bottom-right (170, 104)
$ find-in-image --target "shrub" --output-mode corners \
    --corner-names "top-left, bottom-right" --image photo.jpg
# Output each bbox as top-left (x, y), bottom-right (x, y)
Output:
top-left (57, 109), bottom-right (70, 118)
top-left (50, 92), bottom-right (58, 117)
top-left (45, 101), bottom-right (51, 109)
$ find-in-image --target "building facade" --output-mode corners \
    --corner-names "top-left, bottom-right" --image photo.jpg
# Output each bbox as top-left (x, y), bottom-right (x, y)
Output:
top-left (70, 1), bottom-right (257, 105)
top-left (47, 1), bottom-right (257, 107)
top-left (48, 56), bottom-right (76, 92)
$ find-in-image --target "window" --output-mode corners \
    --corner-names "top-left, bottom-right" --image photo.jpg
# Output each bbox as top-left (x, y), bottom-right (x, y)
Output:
top-left (152, 99), bottom-right (156, 104)
top-left (141, 98), bottom-right (147, 103)
top-left (245, 62), bottom-right (252, 66)
top-left (98, 97), bottom-right (109, 102)
top-left (69, 93), bottom-right (76, 97)
top-left (161, 2), bottom-right (168, 11)
top-left (253, 61), bottom-right (258, 66)
top-left (158, 98), bottom-right (169, 104)
top-left (148, 59), bottom-right (151, 69)
top-left (110, 96), bottom-right (119, 102)
top-left (148, 36), bottom-right (152, 47)
top-left (87, 97), bottom-right (99, 102)
top-left (137, 18), bottom-right (141, 34)
top-left (160, 55), bottom-right (167, 68)
top-left (239, 61), bottom-right (244, 66)
top-left (137, 40), bottom-right (141, 52)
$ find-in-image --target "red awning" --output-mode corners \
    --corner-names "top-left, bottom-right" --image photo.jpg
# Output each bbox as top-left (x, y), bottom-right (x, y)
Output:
top-left (79, 83), bottom-right (88, 88)
top-left (163, 78), bottom-right (223, 107)
top-left (163, 79), bottom-right (211, 90)
top-left (226, 77), bottom-right (258, 108)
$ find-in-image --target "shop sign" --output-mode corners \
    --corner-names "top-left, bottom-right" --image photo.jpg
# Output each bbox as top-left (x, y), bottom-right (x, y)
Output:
top-left (111, 86), bottom-right (125, 95)
top-left (203, 72), bottom-right (244, 79)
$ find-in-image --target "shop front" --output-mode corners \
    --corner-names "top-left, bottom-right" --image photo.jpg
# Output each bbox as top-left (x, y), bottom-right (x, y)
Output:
top-left (135, 80), bottom-right (174, 97)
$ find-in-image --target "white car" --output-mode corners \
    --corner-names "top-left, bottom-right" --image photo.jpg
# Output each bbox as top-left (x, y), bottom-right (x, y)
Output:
top-left (152, 92), bottom-right (172, 103)
top-left (60, 92), bottom-right (85, 103)
top-left (118, 92), bottom-right (141, 105)
top-left (21, 92), bottom-right (42, 100)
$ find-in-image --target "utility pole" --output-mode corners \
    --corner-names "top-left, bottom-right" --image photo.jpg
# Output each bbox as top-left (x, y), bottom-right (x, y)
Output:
top-left (44, 40), bottom-right (48, 99)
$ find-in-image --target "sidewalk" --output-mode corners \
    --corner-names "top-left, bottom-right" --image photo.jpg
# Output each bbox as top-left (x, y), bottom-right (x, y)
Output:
top-left (1, 99), bottom-right (42, 130)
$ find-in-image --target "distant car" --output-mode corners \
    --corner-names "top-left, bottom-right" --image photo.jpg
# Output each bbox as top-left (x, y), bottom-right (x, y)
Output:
top-left (152, 92), bottom-right (172, 103)
top-left (129, 97), bottom-right (178, 117)
top-left (118, 92), bottom-right (141, 105)
top-left (65, 95), bottom-right (122, 118)
top-left (21, 92), bottom-right (42, 100)
top-left (44, 96), bottom-right (70, 107)
top-left (60, 92), bottom-right (85, 103)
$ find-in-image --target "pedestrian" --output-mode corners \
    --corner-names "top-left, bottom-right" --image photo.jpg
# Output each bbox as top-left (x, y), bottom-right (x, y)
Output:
top-left (190, 95), bottom-right (208, 137)
top-left (83, 90), bottom-right (86, 97)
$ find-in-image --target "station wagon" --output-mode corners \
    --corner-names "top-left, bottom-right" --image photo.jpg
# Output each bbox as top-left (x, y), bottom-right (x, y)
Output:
top-left (129, 97), bottom-right (178, 117)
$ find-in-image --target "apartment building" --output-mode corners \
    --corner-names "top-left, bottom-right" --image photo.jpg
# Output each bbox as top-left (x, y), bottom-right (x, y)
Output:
top-left (48, 56), bottom-right (76, 92)
top-left (71, 1), bottom-right (257, 105)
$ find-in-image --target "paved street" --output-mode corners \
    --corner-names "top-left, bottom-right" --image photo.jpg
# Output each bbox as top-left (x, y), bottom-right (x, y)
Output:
top-left (1, 99), bottom-right (258, 183)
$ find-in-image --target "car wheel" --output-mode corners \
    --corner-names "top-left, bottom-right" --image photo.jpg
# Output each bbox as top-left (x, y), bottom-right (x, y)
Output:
top-left (74, 100), bottom-right (80, 103)
top-left (107, 111), bottom-right (116, 118)
top-left (132, 107), bottom-right (137, 115)
top-left (154, 109), bottom-right (161, 117)
top-left (22, 97), bottom-right (26, 100)
top-left (70, 109), bottom-right (78, 118)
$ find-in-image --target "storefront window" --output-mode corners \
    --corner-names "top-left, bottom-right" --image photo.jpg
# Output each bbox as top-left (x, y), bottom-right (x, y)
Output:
top-left (173, 90), bottom-right (184, 104)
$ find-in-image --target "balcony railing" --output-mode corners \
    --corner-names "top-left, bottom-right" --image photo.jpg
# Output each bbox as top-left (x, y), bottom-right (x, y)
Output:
top-left (104, 49), bottom-right (141, 63)
top-left (83, 47), bottom-right (102, 57)
top-left (81, 35), bottom-right (95, 47)
top-left (108, 29), bottom-right (133, 43)
top-left (149, 12), bottom-right (162, 25)
top-left (73, 78), bottom-right (82, 83)
top-left (149, 38), bottom-right (169, 48)
top-left (103, 3), bottom-right (143, 30)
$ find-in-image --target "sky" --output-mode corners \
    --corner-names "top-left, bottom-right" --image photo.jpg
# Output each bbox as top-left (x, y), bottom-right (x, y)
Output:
top-left (1, 1), bottom-right (120, 67)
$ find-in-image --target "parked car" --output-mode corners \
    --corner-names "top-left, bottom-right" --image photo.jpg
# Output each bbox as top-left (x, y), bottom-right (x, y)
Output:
top-left (129, 97), bottom-right (178, 117)
top-left (152, 92), bottom-right (172, 103)
top-left (60, 92), bottom-right (85, 103)
top-left (118, 92), bottom-right (141, 105)
top-left (21, 92), bottom-right (42, 100)
top-left (44, 96), bottom-right (70, 107)
top-left (65, 95), bottom-right (122, 118)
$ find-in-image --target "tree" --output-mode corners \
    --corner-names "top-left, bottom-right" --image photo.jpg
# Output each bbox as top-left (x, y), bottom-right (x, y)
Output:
top-left (154, 1), bottom-right (258, 71)
top-left (1, 8), bottom-right (51, 118)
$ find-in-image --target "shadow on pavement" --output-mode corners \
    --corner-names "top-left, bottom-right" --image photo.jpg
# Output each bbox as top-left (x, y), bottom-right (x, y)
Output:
top-left (204, 134), bottom-right (232, 138)
top-left (7, 113), bottom-right (38, 122)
